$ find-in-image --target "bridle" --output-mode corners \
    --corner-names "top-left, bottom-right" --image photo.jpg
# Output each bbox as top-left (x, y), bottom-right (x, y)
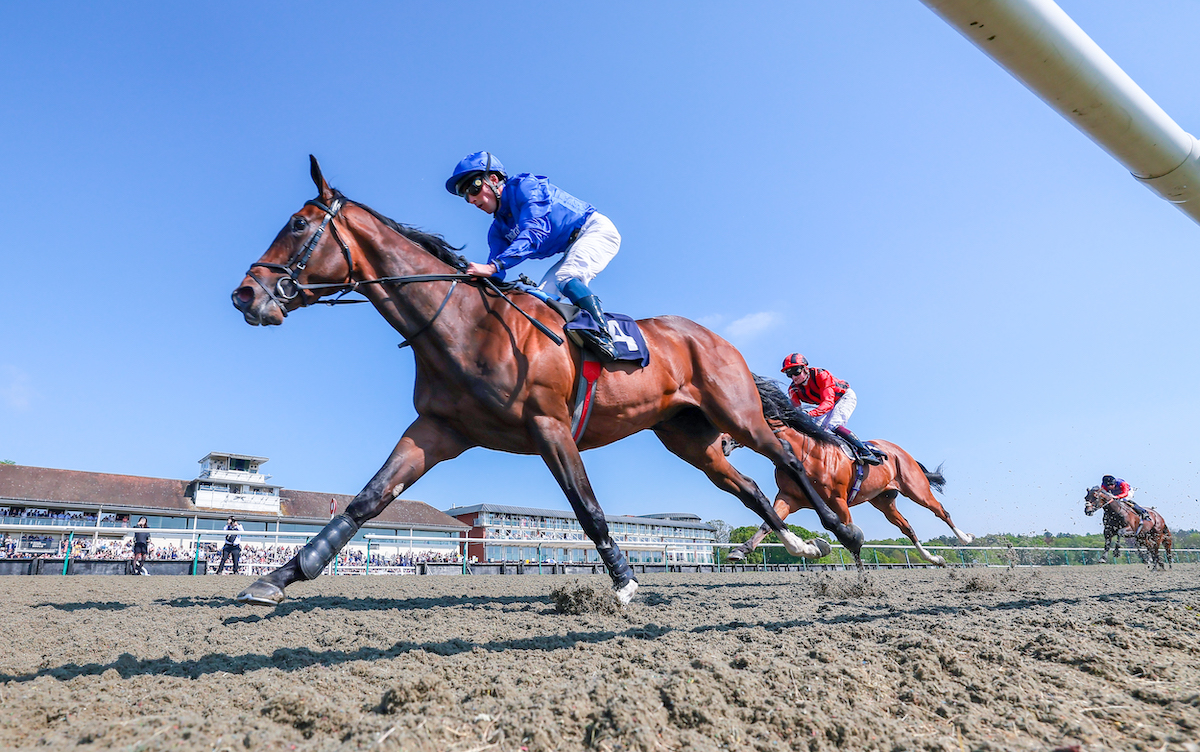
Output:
top-left (1085, 488), bottom-right (1117, 515)
top-left (245, 198), bottom-right (357, 317)
top-left (242, 196), bottom-right (564, 345)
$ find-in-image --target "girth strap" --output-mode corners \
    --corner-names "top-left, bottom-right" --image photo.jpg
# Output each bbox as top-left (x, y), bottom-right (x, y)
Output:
top-left (570, 354), bottom-right (603, 443)
top-left (847, 462), bottom-right (869, 505)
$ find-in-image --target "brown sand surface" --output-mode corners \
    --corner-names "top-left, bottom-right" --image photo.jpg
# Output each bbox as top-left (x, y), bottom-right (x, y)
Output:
top-left (0, 566), bottom-right (1198, 751)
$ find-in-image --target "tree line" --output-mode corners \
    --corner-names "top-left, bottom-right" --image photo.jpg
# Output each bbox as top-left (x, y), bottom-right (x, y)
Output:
top-left (704, 520), bottom-right (1199, 567)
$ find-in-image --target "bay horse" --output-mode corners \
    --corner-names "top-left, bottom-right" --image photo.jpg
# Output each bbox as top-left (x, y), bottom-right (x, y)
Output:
top-left (230, 157), bottom-right (864, 606)
top-left (1084, 486), bottom-right (1172, 570)
top-left (724, 378), bottom-right (974, 567)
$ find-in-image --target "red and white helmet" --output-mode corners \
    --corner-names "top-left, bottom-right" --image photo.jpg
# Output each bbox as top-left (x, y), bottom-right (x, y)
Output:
top-left (780, 353), bottom-right (808, 373)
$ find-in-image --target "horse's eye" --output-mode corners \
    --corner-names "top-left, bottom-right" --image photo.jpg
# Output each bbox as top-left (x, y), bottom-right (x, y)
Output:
top-left (291, 217), bottom-right (308, 232)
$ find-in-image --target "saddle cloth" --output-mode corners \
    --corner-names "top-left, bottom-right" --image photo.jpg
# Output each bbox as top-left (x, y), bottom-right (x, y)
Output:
top-left (564, 311), bottom-right (651, 367)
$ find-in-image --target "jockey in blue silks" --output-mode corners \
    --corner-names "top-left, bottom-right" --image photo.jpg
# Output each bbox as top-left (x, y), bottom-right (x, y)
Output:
top-left (446, 151), bottom-right (622, 357)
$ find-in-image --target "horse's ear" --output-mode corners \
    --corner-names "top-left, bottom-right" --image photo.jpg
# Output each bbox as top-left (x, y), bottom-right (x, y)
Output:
top-left (309, 155), bottom-right (334, 202)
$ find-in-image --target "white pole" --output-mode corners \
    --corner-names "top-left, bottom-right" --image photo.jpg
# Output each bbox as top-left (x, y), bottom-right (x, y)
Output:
top-left (921, 0), bottom-right (1200, 225)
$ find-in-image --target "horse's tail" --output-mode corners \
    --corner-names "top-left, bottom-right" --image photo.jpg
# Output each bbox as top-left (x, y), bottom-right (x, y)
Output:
top-left (752, 374), bottom-right (839, 446)
top-left (917, 461), bottom-right (947, 493)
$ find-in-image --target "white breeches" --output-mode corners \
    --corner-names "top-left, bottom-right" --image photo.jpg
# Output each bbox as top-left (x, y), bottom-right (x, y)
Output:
top-left (811, 388), bottom-right (857, 430)
top-left (538, 212), bottom-right (621, 297)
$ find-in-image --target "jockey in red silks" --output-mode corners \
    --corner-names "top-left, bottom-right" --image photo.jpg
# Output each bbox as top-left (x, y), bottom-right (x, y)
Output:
top-left (781, 353), bottom-right (883, 465)
top-left (1101, 474), bottom-right (1152, 534)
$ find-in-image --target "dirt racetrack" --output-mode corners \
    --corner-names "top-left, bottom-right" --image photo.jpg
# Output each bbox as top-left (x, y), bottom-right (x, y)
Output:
top-left (1, 566), bottom-right (1198, 752)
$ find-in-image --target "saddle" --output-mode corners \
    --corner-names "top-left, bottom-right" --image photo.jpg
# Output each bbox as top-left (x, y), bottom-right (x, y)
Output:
top-left (765, 418), bottom-right (880, 467)
top-left (824, 433), bottom-right (886, 466)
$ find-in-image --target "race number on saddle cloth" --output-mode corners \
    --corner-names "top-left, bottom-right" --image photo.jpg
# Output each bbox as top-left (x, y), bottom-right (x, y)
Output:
top-left (564, 311), bottom-right (650, 366)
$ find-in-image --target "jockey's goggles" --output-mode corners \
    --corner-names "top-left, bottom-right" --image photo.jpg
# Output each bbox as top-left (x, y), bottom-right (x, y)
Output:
top-left (456, 174), bottom-right (486, 198)
top-left (785, 367), bottom-right (807, 378)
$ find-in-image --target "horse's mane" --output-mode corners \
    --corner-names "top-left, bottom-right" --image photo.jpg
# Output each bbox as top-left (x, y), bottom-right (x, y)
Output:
top-left (336, 190), bottom-right (469, 272)
top-left (752, 374), bottom-right (840, 446)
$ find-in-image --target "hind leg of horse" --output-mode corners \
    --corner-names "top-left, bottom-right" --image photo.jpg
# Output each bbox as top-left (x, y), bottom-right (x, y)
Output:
top-left (869, 492), bottom-right (946, 566)
top-left (527, 416), bottom-right (638, 603)
top-left (653, 415), bottom-right (830, 559)
top-left (235, 417), bottom-right (469, 605)
top-left (896, 470), bottom-right (973, 545)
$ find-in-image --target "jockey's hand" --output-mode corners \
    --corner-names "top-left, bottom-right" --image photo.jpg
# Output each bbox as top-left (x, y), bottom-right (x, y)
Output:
top-left (466, 262), bottom-right (498, 277)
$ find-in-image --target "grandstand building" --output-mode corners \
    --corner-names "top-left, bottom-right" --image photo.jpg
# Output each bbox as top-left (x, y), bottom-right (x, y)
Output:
top-left (444, 503), bottom-right (717, 565)
top-left (0, 453), bottom-right (467, 559)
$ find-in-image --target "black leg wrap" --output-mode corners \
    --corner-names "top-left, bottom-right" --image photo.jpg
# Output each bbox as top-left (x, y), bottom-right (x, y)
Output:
top-left (597, 540), bottom-right (637, 587)
top-left (297, 514), bottom-right (360, 581)
top-left (840, 523), bottom-right (865, 552)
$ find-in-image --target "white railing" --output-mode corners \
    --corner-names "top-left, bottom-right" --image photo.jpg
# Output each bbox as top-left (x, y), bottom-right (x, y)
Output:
top-left (4, 520), bottom-right (1196, 573)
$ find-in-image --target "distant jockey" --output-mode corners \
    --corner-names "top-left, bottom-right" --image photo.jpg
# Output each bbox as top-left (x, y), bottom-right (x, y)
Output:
top-left (446, 151), bottom-right (621, 358)
top-left (781, 353), bottom-right (882, 465)
top-left (1101, 474), bottom-right (1152, 534)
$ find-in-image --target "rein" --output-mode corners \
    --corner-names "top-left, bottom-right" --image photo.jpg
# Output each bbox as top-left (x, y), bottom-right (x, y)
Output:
top-left (246, 198), bottom-right (563, 346)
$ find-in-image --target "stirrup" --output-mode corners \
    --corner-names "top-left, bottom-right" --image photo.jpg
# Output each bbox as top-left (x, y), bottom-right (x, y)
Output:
top-left (577, 328), bottom-right (618, 360)
top-left (859, 451), bottom-right (883, 466)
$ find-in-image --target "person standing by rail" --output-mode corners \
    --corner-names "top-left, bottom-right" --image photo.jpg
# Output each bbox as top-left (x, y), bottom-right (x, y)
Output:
top-left (131, 516), bottom-right (151, 575)
top-left (216, 517), bottom-right (244, 575)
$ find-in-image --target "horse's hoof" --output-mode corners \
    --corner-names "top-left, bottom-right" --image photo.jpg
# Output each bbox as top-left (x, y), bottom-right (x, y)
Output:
top-left (931, 556), bottom-right (947, 567)
top-left (780, 530), bottom-right (830, 559)
top-left (839, 523), bottom-right (865, 552)
top-left (726, 549), bottom-right (745, 562)
top-left (614, 579), bottom-right (638, 606)
top-left (235, 580), bottom-right (286, 606)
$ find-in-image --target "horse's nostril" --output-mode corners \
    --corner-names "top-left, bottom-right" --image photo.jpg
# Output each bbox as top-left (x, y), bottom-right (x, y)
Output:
top-left (232, 287), bottom-right (254, 310)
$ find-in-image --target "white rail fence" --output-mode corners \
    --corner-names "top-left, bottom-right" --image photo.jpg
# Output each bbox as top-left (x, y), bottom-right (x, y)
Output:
top-left (1, 521), bottom-right (1195, 576)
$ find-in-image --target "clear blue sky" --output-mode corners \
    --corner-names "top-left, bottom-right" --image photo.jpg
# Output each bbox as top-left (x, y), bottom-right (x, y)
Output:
top-left (4, 1), bottom-right (1198, 542)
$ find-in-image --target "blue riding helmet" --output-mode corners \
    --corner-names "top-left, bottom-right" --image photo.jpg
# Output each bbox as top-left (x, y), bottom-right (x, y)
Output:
top-left (445, 151), bottom-right (507, 195)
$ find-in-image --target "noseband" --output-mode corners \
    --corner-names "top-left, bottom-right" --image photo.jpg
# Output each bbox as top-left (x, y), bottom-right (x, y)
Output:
top-left (245, 199), bottom-right (356, 317)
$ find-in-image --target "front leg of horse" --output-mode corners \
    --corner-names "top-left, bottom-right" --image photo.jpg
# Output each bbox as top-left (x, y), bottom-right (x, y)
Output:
top-left (532, 417), bottom-right (638, 604)
top-left (772, 438), bottom-right (864, 556)
top-left (654, 423), bottom-right (830, 561)
top-left (725, 523), bottom-right (773, 563)
top-left (236, 419), bottom-right (467, 605)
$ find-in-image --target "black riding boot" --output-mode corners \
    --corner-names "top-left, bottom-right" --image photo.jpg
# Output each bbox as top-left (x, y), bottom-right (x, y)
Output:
top-left (833, 426), bottom-right (883, 465)
top-left (572, 294), bottom-right (617, 359)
